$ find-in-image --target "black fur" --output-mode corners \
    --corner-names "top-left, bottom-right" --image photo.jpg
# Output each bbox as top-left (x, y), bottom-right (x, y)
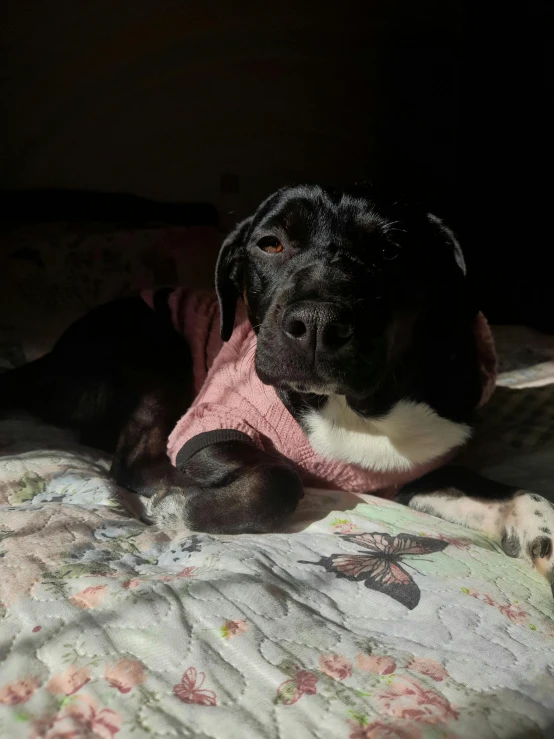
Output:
top-left (219, 184), bottom-right (481, 425)
top-left (0, 184), bottom-right (511, 534)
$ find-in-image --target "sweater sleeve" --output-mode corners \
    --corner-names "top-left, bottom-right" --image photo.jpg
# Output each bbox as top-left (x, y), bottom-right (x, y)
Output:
top-left (166, 317), bottom-right (273, 466)
top-left (167, 401), bottom-right (265, 467)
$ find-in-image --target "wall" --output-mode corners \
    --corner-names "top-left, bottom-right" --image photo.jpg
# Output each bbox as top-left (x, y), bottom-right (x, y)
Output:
top-left (1, 1), bottom-right (462, 222)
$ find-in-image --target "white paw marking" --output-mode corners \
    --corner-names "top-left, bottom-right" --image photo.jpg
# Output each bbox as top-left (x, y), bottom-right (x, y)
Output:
top-left (144, 489), bottom-right (190, 530)
top-left (405, 490), bottom-right (554, 588)
top-left (501, 492), bottom-right (554, 579)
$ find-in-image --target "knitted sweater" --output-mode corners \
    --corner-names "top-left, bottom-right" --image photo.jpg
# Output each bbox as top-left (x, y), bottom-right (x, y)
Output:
top-left (142, 288), bottom-right (496, 497)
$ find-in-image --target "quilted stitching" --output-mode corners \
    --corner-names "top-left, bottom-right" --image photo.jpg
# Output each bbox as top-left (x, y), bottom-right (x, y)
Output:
top-left (2, 408), bottom-right (554, 739)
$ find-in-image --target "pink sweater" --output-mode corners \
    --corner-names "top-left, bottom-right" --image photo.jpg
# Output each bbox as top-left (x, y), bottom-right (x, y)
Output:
top-left (143, 288), bottom-right (496, 497)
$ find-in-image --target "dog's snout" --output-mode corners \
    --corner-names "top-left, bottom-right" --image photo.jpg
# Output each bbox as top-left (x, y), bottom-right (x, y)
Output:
top-left (281, 301), bottom-right (354, 353)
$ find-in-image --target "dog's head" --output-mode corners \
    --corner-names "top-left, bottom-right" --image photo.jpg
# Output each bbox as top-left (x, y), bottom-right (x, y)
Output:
top-left (216, 184), bottom-right (480, 417)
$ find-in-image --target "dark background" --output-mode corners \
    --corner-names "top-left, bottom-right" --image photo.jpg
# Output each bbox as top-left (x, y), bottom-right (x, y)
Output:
top-left (1, 1), bottom-right (552, 329)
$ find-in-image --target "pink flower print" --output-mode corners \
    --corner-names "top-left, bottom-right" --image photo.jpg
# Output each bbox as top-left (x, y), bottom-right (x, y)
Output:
top-left (355, 654), bottom-right (396, 675)
top-left (331, 519), bottom-right (358, 534)
top-left (461, 588), bottom-right (528, 624)
top-left (47, 665), bottom-right (91, 696)
top-left (158, 566), bottom-right (197, 583)
top-left (319, 654), bottom-right (352, 680)
top-left (498, 602), bottom-right (527, 625)
top-left (121, 579), bottom-right (139, 589)
top-left (462, 588), bottom-right (494, 606)
top-left (0, 676), bottom-right (37, 705)
top-left (177, 566), bottom-right (196, 578)
top-left (31, 694), bottom-right (121, 738)
top-left (349, 720), bottom-right (422, 739)
top-left (296, 670), bottom-right (318, 695)
top-left (276, 669), bottom-right (318, 705)
top-left (104, 659), bottom-right (146, 693)
top-left (173, 667), bottom-right (216, 706)
top-left (221, 619), bottom-right (248, 639)
top-left (70, 584), bottom-right (107, 609)
top-left (406, 657), bottom-right (448, 682)
top-left (374, 675), bottom-right (458, 723)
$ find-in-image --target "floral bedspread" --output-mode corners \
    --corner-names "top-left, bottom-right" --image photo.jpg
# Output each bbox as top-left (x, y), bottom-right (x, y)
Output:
top-left (2, 354), bottom-right (554, 737)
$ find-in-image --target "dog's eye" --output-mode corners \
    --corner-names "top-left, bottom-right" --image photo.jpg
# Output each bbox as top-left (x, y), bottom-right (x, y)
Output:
top-left (257, 236), bottom-right (283, 254)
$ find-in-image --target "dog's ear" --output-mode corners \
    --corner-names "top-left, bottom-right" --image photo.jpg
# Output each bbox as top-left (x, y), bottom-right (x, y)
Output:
top-left (426, 213), bottom-right (466, 276)
top-left (216, 217), bottom-right (253, 341)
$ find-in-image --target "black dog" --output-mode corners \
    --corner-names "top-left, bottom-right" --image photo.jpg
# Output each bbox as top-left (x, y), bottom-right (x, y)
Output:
top-left (1, 184), bottom-right (553, 592)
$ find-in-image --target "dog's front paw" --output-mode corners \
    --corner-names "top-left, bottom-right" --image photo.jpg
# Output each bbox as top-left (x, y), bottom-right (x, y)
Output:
top-left (144, 462), bottom-right (303, 535)
top-left (141, 482), bottom-right (196, 530)
top-left (500, 492), bottom-right (554, 592)
top-left (185, 462), bottom-right (304, 534)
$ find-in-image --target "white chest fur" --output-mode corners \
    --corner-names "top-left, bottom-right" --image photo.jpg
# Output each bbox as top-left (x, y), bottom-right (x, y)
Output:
top-left (303, 395), bottom-right (471, 472)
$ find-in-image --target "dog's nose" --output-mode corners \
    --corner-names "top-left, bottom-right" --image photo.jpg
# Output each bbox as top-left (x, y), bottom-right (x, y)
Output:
top-left (281, 301), bottom-right (354, 352)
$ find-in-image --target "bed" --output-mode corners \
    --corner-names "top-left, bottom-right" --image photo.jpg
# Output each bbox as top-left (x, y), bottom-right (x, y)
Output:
top-left (2, 213), bottom-right (554, 739)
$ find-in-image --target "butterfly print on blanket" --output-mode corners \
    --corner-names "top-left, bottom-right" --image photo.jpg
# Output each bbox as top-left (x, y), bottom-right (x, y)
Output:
top-left (301, 533), bottom-right (449, 610)
top-left (173, 667), bottom-right (217, 706)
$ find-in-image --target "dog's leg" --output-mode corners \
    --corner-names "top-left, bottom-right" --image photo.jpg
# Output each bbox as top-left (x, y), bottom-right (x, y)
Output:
top-left (112, 393), bottom-right (304, 534)
top-left (396, 466), bottom-right (554, 592)
top-left (110, 387), bottom-right (191, 503)
top-left (175, 440), bottom-right (304, 533)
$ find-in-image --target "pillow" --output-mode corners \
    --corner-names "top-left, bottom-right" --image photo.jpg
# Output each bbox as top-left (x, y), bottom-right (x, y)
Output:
top-left (0, 222), bottom-right (223, 360)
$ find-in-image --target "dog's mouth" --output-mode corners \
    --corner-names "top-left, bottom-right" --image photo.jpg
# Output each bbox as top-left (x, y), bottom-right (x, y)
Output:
top-left (276, 380), bottom-right (336, 396)
top-left (254, 346), bottom-right (376, 400)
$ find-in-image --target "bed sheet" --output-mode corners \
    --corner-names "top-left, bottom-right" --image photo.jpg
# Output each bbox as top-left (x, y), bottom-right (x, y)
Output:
top-left (1, 333), bottom-right (554, 739)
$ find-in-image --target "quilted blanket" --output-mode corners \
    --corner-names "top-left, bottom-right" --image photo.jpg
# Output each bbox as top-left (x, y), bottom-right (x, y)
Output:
top-left (2, 333), bottom-right (554, 739)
